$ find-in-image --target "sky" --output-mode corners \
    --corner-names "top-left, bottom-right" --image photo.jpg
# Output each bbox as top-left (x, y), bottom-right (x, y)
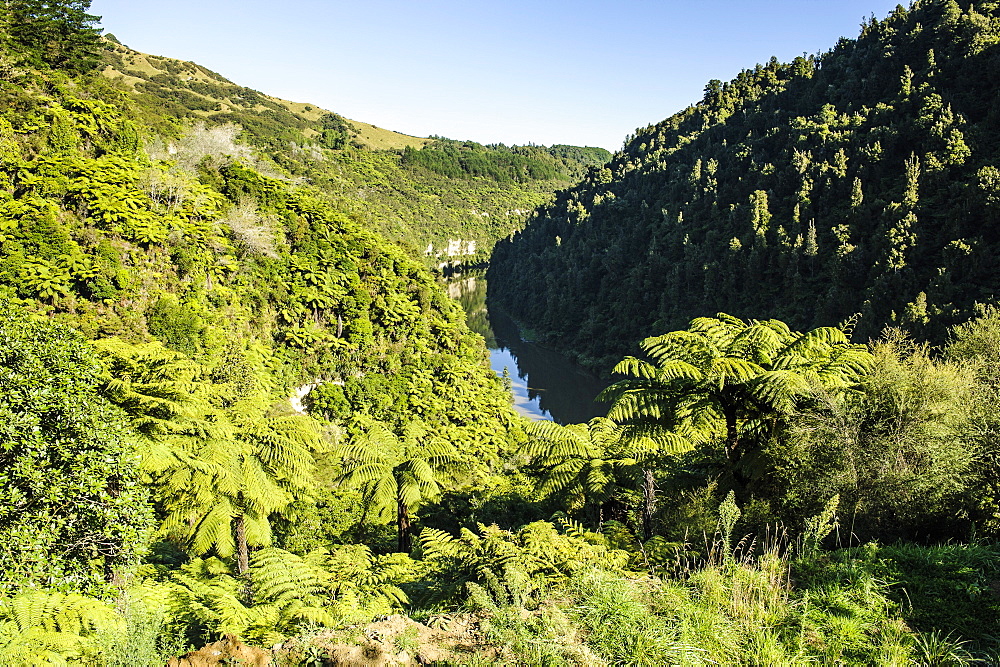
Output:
top-left (89, 0), bottom-right (904, 152)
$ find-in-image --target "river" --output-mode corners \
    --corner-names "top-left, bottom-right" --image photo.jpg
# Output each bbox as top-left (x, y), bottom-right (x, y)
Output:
top-left (446, 271), bottom-right (609, 425)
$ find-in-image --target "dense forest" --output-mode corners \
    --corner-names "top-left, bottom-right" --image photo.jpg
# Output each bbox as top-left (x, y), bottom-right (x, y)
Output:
top-left (3, 0), bottom-right (1000, 665)
top-left (490, 0), bottom-right (1000, 372)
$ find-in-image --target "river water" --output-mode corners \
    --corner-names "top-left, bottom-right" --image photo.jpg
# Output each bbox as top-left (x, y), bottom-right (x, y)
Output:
top-left (446, 271), bottom-right (609, 425)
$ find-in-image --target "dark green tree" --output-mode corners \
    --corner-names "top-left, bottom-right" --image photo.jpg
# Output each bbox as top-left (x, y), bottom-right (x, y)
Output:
top-left (1, 0), bottom-right (103, 72)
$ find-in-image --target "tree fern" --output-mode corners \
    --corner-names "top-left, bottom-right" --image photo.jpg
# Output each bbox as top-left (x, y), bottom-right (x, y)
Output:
top-left (523, 417), bottom-right (682, 532)
top-left (603, 313), bottom-right (873, 491)
top-left (339, 415), bottom-right (459, 552)
top-left (146, 361), bottom-right (326, 572)
top-left (0, 591), bottom-right (121, 665)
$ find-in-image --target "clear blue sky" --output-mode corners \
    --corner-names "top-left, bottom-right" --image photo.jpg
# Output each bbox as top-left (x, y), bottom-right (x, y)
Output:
top-left (90, 0), bottom-right (903, 152)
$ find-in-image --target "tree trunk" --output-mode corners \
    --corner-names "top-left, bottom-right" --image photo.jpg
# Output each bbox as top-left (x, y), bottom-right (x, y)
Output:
top-left (397, 498), bottom-right (412, 553)
top-left (234, 514), bottom-right (249, 577)
top-left (723, 403), bottom-right (739, 461)
top-left (723, 403), bottom-right (750, 493)
top-left (642, 468), bottom-right (657, 541)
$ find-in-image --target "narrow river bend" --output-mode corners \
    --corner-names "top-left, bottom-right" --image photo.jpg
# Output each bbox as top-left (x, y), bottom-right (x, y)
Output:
top-left (447, 271), bottom-right (609, 425)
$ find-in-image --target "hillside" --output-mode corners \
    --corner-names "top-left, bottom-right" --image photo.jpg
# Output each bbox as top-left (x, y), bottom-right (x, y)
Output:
top-left (489, 0), bottom-right (1000, 371)
top-left (98, 37), bottom-right (610, 263)
top-left (0, 0), bottom-right (521, 586)
top-left (4, 2), bottom-right (1000, 664)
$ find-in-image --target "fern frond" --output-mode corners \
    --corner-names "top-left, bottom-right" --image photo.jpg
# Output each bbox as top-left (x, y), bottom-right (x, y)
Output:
top-left (419, 527), bottom-right (463, 561)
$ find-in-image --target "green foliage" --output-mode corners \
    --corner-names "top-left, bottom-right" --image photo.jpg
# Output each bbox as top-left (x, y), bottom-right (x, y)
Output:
top-left (415, 519), bottom-right (629, 606)
top-left (145, 295), bottom-right (207, 355)
top-left (1, 0), bottom-right (103, 73)
top-left (0, 304), bottom-right (153, 596)
top-left (490, 0), bottom-right (1000, 369)
top-left (945, 305), bottom-right (1000, 528)
top-left (4, 4), bottom-right (999, 662)
top-left (401, 138), bottom-right (608, 184)
top-left (97, 43), bottom-right (604, 263)
top-left (870, 542), bottom-right (1000, 657)
top-left (339, 416), bottom-right (459, 552)
top-left (0, 590), bottom-right (120, 665)
top-left (766, 331), bottom-right (977, 540)
top-left (569, 570), bottom-right (686, 665)
top-left (317, 112), bottom-right (354, 150)
top-left (603, 313), bottom-right (872, 493)
top-left (522, 417), bottom-right (672, 532)
top-left (0, 56), bottom-right (517, 581)
top-left (522, 417), bottom-right (628, 515)
top-left (139, 545), bottom-right (408, 647)
top-left (154, 361), bottom-right (327, 570)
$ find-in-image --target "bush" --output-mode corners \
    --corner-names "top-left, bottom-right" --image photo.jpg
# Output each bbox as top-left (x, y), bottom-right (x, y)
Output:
top-left (0, 303), bottom-right (153, 595)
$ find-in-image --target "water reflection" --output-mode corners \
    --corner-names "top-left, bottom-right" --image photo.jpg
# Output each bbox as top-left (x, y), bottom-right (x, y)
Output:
top-left (448, 271), bottom-right (608, 425)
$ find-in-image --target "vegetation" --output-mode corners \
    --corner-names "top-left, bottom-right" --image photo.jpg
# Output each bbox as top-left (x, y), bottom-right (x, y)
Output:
top-left (97, 41), bottom-right (609, 263)
top-left (3, 1), bottom-right (1000, 665)
top-left (1, 0), bottom-right (103, 73)
top-left (491, 0), bottom-right (1000, 371)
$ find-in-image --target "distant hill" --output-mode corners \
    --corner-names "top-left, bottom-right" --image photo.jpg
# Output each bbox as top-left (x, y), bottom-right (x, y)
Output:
top-left (489, 0), bottom-right (1000, 372)
top-left (99, 38), bottom-right (610, 262)
top-left (100, 37), bottom-right (429, 151)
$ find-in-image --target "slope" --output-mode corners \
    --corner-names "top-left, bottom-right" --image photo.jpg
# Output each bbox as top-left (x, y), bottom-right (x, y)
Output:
top-left (489, 0), bottom-right (1000, 372)
top-left (0, 45), bottom-right (515, 463)
top-left (98, 37), bottom-right (610, 263)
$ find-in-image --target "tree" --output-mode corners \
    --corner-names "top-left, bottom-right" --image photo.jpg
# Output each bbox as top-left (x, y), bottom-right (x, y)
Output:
top-left (523, 418), bottom-right (625, 525)
top-left (523, 417), bottom-right (680, 537)
top-left (770, 331), bottom-right (976, 540)
top-left (1, 0), bottom-right (103, 72)
top-left (339, 416), bottom-right (457, 552)
top-left (602, 314), bottom-right (872, 492)
top-left (945, 307), bottom-right (1000, 530)
top-left (97, 339), bottom-right (325, 576)
top-left (160, 379), bottom-right (324, 576)
top-left (0, 304), bottom-right (153, 594)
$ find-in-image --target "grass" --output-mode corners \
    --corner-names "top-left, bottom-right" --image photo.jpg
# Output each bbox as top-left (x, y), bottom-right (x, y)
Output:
top-left (348, 119), bottom-right (430, 151)
top-left (452, 534), bottom-right (1000, 665)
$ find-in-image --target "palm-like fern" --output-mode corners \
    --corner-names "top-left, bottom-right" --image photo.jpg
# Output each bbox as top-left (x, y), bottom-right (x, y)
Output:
top-left (155, 549), bottom-right (332, 646)
top-left (417, 520), bottom-right (629, 606)
top-left (0, 591), bottom-right (121, 665)
top-left (603, 313), bottom-right (872, 487)
top-left (99, 339), bottom-right (326, 572)
top-left (159, 396), bottom-right (324, 574)
top-left (523, 418), bottom-right (627, 518)
top-left (93, 337), bottom-right (207, 477)
top-left (137, 545), bottom-right (406, 646)
top-left (522, 417), bottom-right (682, 533)
top-left (339, 416), bottom-right (458, 552)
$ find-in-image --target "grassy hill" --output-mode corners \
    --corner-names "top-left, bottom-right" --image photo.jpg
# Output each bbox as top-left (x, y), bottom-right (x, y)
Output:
top-left (100, 37), bottom-right (429, 151)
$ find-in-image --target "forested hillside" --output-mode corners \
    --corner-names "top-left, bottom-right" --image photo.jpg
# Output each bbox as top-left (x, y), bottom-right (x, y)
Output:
top-left (490, 0), bottom-right (1000, 371)
top-left (5, 1), bottom-right (1000, 664)
top-left (97, 39), bottom-right (610, 262)
top-left (0, 0), bottom-right (520, 654)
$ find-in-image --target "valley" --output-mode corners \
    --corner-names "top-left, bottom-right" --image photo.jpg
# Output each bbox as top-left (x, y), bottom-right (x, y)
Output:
top-left (2, 0), bottom-right (1000, 664)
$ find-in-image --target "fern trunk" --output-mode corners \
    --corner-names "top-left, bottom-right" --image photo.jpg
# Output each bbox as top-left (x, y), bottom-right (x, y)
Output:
top-left (722, 402), bottom-right (750, 492)
top-left (234, 514), bottom-right (249, 576)
top-left (397, 498), bottom-right (411, 553)
top-left (642, 468), bottom-right (656, 541)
